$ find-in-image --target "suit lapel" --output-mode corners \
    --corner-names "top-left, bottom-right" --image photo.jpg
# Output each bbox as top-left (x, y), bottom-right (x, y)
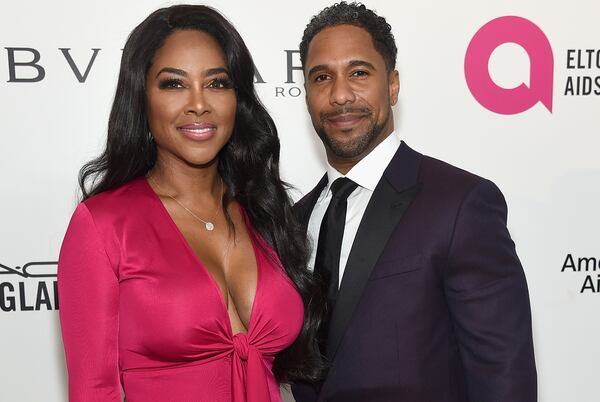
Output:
top-left (326, 142), bottom-right (423, 359)
top-left (294, 173), bottom-right (328, 230)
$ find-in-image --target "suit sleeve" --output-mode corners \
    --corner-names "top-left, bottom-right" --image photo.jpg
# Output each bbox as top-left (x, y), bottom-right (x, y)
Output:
top-left (445, 180), bottom-right (537, 402)
top-left (58, 203), bottom-right (122, 402)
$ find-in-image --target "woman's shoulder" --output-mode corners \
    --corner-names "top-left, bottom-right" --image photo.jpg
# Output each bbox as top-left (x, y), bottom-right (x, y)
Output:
top-left (83, 177), bottom-right (149, 209)
top-left (61, 179), bottom-right (152, 270)
top-left (79, 177), bottom-right (153, 224)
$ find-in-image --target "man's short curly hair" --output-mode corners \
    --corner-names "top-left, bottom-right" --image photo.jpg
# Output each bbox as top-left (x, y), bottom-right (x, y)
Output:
top-left (299, 2), bottom-right (397, 72)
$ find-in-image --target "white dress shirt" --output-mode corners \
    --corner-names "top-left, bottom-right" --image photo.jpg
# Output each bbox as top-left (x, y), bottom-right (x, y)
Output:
top-left (307, 133), bottom-right (401, 287)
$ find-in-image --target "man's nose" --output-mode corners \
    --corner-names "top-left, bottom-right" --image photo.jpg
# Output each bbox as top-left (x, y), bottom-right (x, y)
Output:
top-left (329, 77), bottom-right (356, 106)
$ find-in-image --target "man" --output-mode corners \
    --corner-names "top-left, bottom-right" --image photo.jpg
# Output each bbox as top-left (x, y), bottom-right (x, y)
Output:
top-left (292, 2), bottom-right (537, 402)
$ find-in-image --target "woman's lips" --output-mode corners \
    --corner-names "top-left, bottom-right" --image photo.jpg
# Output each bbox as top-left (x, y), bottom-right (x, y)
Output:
top-left (177, 123), bottom-right (216, 141)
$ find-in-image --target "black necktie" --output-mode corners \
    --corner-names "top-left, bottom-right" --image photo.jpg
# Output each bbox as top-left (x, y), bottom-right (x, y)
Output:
top-left (314, 177), bottom-right (358, 353)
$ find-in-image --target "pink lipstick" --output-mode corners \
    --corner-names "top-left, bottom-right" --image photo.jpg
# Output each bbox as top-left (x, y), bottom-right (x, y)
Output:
top-left (177, 123), bottom-right (217, 141)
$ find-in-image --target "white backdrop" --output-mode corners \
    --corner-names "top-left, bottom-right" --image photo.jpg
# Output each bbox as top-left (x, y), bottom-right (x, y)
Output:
top-left (1, 1), bottom-right (599, 401)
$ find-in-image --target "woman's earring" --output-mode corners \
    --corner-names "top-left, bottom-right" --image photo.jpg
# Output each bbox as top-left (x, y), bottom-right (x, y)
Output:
top-left (147, 131), bottom-right (154, 143)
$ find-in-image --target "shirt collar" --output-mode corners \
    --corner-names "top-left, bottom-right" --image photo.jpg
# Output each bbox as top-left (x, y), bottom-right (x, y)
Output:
top-left (325, 132), bottom-right (401, 193)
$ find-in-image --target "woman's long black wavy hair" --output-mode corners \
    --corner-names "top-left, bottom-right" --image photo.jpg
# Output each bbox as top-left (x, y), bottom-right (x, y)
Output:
top-left (79, 4), bottom-right (324, 382)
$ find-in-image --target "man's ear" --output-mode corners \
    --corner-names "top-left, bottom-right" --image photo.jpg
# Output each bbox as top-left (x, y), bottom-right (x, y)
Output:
top-left (304, 81), bottom-right (308, 106)
top-left (389, 69), bottom-right (400, 106)
top-left (304, 81), bottom-right (313, 113)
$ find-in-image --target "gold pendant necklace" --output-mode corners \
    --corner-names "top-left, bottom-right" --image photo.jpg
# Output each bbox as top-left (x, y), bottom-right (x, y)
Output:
top-left (148, 176), bottom-right (223, 232)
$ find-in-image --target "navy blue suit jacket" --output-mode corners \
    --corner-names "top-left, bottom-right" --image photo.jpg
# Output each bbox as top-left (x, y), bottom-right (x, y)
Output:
top-left (292, 142), bottom-right (537, 402)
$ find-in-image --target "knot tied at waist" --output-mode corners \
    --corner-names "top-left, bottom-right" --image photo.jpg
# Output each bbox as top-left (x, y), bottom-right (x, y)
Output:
top-left (233, 333), bottom-right (249, 361)
top-left (230, 333), bottom-right (274, 402)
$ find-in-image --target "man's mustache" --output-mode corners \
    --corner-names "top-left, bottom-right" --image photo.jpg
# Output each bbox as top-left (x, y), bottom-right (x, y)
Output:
top-left (320, 107), bottom-right (372, 121)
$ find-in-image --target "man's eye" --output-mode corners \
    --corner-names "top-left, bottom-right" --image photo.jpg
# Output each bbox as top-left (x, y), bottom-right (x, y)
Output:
top-left (352, 70), bottom-right (368, 77)
top-left (158, 78), bottom-right (184, 89)
top-left (207, 78), bottom-right (234, 89)
top-left (315, 74), bottom-right (329, 82)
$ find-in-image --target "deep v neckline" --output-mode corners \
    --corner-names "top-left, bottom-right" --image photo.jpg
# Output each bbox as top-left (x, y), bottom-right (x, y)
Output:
top-left (142, 177), bottom-right (261, 338)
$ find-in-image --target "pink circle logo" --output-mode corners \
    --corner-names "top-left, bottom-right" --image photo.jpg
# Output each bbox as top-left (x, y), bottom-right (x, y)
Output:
top-left (465, 16), bottom-right (554, 114)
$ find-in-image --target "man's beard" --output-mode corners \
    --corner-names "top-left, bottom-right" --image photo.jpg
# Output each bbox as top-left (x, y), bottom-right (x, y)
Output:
top-left (316, 107), bottom-right (387, 159)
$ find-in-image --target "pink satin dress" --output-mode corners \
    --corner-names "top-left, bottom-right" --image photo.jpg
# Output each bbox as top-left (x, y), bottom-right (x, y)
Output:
top-left (58, 177), bottom-right (304, 402)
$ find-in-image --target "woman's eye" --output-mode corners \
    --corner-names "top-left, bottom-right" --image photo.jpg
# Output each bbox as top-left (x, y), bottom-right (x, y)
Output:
top-left (208, 78), bottom-right (234, 89)
top-left (158, 78), bottom-right (184, 89)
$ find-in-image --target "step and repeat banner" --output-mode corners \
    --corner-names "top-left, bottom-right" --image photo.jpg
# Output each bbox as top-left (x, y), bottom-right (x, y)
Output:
top-left (1, 0), bottom-right (598, 401)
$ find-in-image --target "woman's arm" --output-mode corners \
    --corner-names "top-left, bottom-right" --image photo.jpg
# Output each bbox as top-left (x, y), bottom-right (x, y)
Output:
top-left (58, 203), bottom-right (121, 402)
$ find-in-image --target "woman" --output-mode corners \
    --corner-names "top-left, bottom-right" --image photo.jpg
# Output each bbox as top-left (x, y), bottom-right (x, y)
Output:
top-left (58, 5), bottom-right (323, 402)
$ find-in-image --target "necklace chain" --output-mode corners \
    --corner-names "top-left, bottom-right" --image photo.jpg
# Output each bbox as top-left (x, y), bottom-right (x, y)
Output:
top-left (148, 175), bottom-right (223, 232)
